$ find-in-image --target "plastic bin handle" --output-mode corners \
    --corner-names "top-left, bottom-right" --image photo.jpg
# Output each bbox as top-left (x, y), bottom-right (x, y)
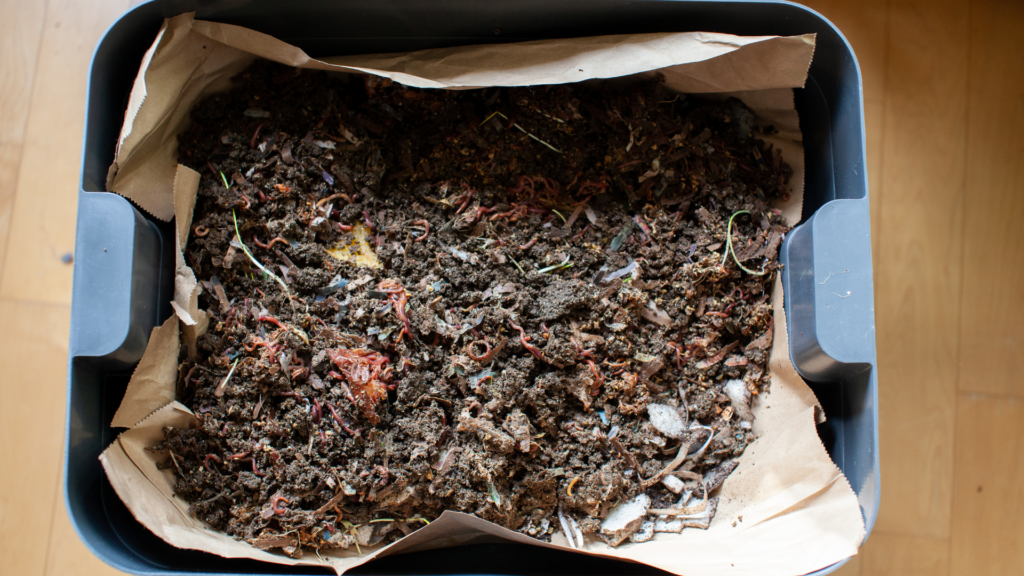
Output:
top-left (69, 192), bottom-right (162, 366)
top-left (783, 199), bottom-right (876, 381)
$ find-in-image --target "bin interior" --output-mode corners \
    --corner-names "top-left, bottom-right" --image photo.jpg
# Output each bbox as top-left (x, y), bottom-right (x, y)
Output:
top-left (68, 2), bottom-right (878, 575)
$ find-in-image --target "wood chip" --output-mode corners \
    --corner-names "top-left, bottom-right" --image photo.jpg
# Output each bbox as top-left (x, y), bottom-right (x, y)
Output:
top-left (695, 341), bottom-right (739, 369)
top-left (315, 490), bottom-right (347, 515)
top-left (744, 324), bottom-right (774, 352)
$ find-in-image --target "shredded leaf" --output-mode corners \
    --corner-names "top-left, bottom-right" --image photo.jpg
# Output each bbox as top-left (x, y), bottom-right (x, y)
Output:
top-left (640, 301), bottom-right (674, 326)
top-left (604, 261), bottom-right (638, 283)
top-left (486, 480), bottom-right (502, 506)
top-left (316, 274), bottom-right (349, 295)
top-left (610, 221), bottom-right (633, 251)
top-left (214, 359), bottom-right (240, 397)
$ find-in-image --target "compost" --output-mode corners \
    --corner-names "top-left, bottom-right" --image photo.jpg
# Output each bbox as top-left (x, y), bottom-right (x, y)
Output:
top-left (156, 60), bottom-right (792, 556)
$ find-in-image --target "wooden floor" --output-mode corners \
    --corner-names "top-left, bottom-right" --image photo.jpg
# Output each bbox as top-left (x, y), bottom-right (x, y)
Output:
top-left (0, 0), bottom-right (1020, 574)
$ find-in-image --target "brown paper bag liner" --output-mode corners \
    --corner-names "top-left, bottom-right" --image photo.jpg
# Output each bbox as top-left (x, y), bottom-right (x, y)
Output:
top-left (101, 13), bottom-right (863, 576)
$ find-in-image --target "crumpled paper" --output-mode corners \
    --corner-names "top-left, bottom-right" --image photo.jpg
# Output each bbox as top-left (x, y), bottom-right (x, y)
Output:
top-left (99, 13), bottom-right (863, 576)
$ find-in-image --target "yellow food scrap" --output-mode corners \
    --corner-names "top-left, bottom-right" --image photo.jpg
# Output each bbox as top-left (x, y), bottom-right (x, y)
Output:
top-left (326, 223), bottom-right (380, 268)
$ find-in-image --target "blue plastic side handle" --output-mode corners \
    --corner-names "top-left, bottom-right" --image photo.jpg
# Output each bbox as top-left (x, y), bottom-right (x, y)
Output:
top-left (69, 192), bottom-right (164, 366)
top-left (783, 198), bottom-right (876, 381)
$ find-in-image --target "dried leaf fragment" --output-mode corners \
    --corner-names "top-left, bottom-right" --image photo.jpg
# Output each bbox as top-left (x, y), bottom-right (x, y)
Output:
top-left (640, 300), bottom-right (673, 326)
top-left (744, 324), bottom-right (773, 352)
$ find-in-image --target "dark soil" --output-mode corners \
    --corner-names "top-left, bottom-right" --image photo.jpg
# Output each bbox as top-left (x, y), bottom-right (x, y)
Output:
top-left (156, 60), bottom-right (791, 557)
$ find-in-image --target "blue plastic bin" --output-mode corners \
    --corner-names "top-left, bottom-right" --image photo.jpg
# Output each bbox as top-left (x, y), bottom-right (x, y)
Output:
top-left (67, 1), bottom-right (879, 574)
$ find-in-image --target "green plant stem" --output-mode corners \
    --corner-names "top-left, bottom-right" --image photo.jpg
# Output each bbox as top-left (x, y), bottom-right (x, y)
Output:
top-left (537, 257), bottom-right (572, 274)
top-left (722, 210), bottom-right (767, 276)
top-left (232, 210), bottom-right (307, 331)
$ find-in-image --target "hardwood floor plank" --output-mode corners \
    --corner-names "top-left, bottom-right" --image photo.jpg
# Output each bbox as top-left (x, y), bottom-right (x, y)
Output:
top-left (873, 0), bottom-right (970, 538)
top-left (0, 299), bottom-right (72, 575)
top-left (0, 144), bottom-right (21, 280)
top-left (0, 0), bottom-right (47, 145)
top-left (956, 0), bottom-right (1024, 398)
top-left (0, 0), bottom-right (132, 304)
top-left (950, 394), bottom-right (1024, 576)
top-left (860, 532), bottom-right (950, 576)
